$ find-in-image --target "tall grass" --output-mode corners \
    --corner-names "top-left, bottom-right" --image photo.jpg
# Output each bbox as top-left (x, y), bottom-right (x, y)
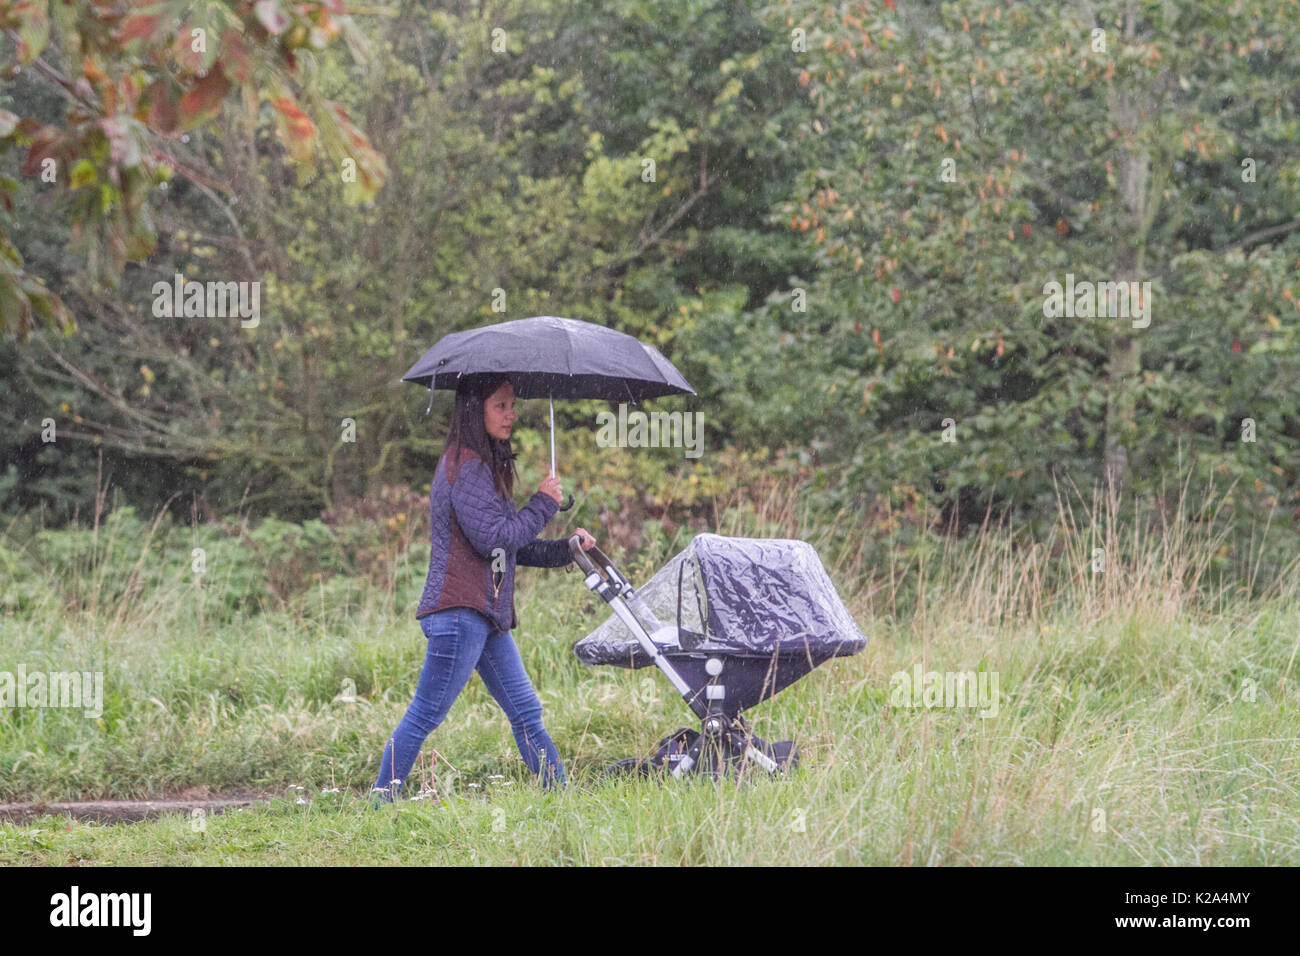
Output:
top-left (1, 470), bottom-right (1298, 864)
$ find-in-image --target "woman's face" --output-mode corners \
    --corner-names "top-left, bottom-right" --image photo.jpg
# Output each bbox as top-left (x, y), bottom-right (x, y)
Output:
top-left (483, 381), bottom-right (516, 441)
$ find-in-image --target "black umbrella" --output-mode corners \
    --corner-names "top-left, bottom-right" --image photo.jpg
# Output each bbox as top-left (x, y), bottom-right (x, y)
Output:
top-left (402, 315), bottom-right (695, 509)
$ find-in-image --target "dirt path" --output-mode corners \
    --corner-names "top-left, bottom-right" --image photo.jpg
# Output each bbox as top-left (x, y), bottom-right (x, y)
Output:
top-left (0, 789), bottom-right (275, 824)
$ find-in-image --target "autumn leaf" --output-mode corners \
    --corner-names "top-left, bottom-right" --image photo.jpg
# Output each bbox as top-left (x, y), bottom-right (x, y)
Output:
top-left (82, 55), bottom-right (109, 87)
top-left (20, 125), bottom-right (60, 177)
top-left (146, 80), bottom-right (180, 134)
top-left (325, 101), bottom-right (389, 202)
top-left (273, 96), bottom-right (316, 163)
top-left (222, 29), bottom-right (255, 84)
top-left (118, 12), bottom-right (163, 46)
top-left (179, 67), bottom-right (232, 130)
top-left (12, 0), bottom-right (51, 64)
top-left (174, 22), bottom-right (216, 75)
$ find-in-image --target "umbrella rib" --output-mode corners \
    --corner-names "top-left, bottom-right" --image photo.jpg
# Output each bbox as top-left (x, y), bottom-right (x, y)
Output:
top-left (565, 318), bottom-right (575, 385)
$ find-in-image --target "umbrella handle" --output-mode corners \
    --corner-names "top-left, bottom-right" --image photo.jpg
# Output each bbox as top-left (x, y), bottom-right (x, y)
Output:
top-left (558, 493), bottom-right (575, 512)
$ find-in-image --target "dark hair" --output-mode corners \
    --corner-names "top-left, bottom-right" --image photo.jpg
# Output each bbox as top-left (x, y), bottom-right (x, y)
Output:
top-left (445, 373), bottom-right (517, 499)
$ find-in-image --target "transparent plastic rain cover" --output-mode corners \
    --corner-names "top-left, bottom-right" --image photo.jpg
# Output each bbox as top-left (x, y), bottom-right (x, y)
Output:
top-left (573, 533), bottom-right (868, 668)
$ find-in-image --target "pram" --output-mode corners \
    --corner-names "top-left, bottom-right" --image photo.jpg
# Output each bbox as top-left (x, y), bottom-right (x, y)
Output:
top-left (570, 532), bottom-right (867, 779)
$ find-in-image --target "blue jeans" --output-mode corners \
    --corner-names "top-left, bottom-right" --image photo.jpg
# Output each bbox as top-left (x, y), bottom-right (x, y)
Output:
top-left (372, 608), bottom-right (566, 799)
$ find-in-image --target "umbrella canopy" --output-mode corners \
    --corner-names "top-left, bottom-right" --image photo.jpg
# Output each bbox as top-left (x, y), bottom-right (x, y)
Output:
top-left (402, 315), bottom-right (696, 510)
top-left (401, 315), bottom-right (694, 402)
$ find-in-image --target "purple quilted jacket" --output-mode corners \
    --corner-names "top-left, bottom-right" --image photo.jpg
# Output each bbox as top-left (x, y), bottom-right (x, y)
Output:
top-left (415, 444), bottom-right (572, 632)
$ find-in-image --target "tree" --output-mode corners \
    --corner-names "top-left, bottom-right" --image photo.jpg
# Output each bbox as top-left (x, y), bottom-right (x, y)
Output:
top-left (0, 0), bottom-right (810, 522)
top-left (686, 0), bottom-right (1300, 568)
top-left (0, 0), bottom-right (387, 338)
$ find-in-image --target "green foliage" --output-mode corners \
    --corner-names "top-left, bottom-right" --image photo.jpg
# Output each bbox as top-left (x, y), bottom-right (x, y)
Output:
top-left (1, 0), bottom-right (808, 526)
top-left (685, 0), bottom-right (1300, 574)
top-left (0, 0), bottom-right (388, 336)
top-left (1, 0), bottom-right (1297, 593)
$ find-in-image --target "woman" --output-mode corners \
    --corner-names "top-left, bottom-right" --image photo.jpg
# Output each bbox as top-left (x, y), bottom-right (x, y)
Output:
top-left (371, 373), bottom-right (594, 801)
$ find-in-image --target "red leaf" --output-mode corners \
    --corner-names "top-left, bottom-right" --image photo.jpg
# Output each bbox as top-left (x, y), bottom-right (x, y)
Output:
top-left (273, 97), bottom-right (316, 163)
top-left (146, 80), bottom-right (179, 134)
top-left (178, 67), bottom-right (231, 130)
top-left (117, 74), bottom-right (142, 114)
top-left (325, 100), bottom-right (388, 200)
top-left (118, 13), bottom-right (161, 44)
top-left (82, 56), bottom-right (109, 86)
top-left (1231, 340), bottom-right (1242, 353)
top-left (891, 287), bottom-right (901, 302)
top-left (222, 29), bottom-right (254, 83)
top-left (20, 126), bottom-right (60, 177)
top-left (328, 102), bottom-right (369, 152)
top-left (173, 28), bottom-right (205, 74)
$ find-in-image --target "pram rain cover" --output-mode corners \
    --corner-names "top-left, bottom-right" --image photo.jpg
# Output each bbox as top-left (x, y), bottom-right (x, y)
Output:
top-left (573, 533), bottom-right (867, 668)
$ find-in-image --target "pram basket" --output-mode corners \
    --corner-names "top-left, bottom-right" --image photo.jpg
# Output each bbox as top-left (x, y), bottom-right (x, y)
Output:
top-left (570, 532), bottom-right (866, 779)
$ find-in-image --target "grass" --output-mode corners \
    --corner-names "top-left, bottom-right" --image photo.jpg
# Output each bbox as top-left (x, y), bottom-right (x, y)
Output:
top-left (1, 475), bottom-right (1298, 865)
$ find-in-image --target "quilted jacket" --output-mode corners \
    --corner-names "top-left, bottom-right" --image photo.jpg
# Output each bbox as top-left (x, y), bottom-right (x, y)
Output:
top-left (415, 444), bottom-right (572, 632)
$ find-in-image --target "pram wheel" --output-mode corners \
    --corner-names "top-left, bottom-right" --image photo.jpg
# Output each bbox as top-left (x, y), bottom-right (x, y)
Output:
top-left (602, 756), bottom-right (653, 778)
top-left (602, 725), bottom-right (798, 782)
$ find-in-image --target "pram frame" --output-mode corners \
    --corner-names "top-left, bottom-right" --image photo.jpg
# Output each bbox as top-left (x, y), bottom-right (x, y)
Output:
top-left (568, 536), bottom-right (784, 778)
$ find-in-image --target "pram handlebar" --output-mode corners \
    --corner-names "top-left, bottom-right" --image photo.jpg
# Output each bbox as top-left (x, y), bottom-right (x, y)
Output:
top-left (570, 534), bottom-right (701, 710)
top-left (568, 534), bottom-right (599, 576)
top-left (568, 536), bottom-right (630, 592)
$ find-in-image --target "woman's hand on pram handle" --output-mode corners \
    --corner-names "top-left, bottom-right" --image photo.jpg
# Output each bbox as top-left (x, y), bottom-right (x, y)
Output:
top-left (570, 534), bottom-right (594, 572)
top-left (569, 536), bottom-right (633, 598)
top-left (568, 529), bottom-right (598, 574)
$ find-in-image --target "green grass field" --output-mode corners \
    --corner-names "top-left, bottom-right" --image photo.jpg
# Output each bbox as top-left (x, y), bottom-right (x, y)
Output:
top-left (2, 484), bottom-right (1298, 865)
